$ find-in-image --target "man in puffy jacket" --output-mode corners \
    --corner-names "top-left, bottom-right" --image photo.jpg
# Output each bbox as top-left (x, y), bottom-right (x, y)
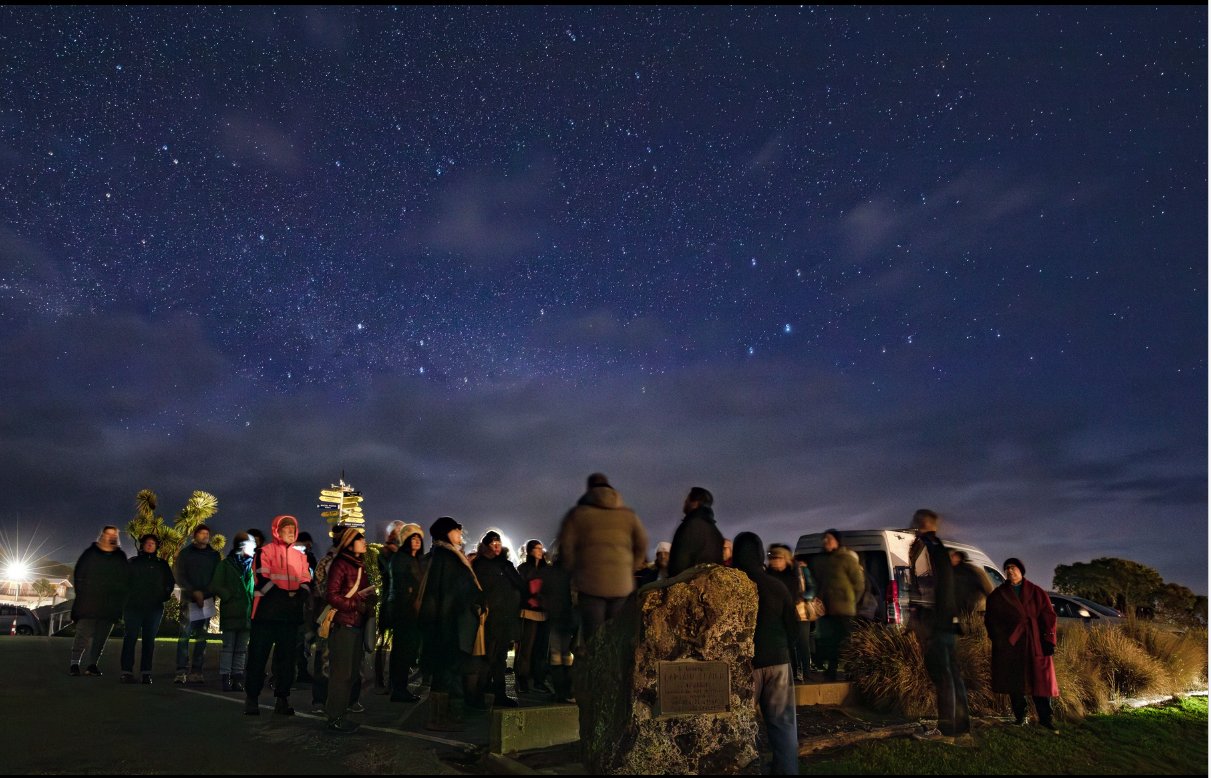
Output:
top-left (811, 529), bottom-right (865, 680)
top-left (173, 525), bottom-right (220, 684)
top-left (555, 473), bottom-right (648, 643)
top-left (69, 525), bottom-right (128, 676)
top-left (120, 533), bottom-right (174, 684)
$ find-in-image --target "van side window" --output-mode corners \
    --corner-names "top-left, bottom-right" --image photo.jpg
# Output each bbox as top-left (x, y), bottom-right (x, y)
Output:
top-left (985, 566), bottom-right (1005, 586)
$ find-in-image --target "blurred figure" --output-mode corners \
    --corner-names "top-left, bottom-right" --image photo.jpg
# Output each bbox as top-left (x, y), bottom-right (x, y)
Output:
top-left (734, 532), bottom-right (799, 775)
top-left (324, 527), bottom-right (376, 733)
top-left (908, 509), bottom-right (971, 743)
top-left (244, 515), bottom-right (312, 716)
top-left (173, 525), bottom-right (220, 685)
top-left (386, 523), bottom-right (425, 703)
top-left (722, 538), bottom-right (733, 567)
top-left (811, 529), bottom-right (865, 681)
top-left (294, 531), bottom-right (318, 684)
top-left (473, 530), bottom-right (525, 708)
top-left (247, 528), bottom-right (265, 549)
top-left (766, 544), bottom-right (816, 683)
top-left (555, 473), bottom-right (648, 643)
top-left (121, 533), bottom-right (172, 683)
top-left (544, 551), bottom-right (578, 704)
top-left (70, 526), bottom-right (128, 677)
top-left (635, 541), bottom-right (672, 587)
top-left (515, 539), bottom-right (552, 694)
top-left (951, 550), bottom-right (994, 617)
top-left (373, 521), bottom-right (406, 691)
top-left (211, 531), bottom-right (255, 692)
top-left (985, 558), bottom-right (1060, 732)
top-left (667, 487), bottom-right (724, 577)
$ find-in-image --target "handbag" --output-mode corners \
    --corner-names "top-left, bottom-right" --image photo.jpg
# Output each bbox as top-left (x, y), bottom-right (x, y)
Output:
top-left (316, 567), bottom-right (362, 639)
top-left (472, 608), bottom-right (488, 656)
top-left (796, 597), bottom-right (826, 622)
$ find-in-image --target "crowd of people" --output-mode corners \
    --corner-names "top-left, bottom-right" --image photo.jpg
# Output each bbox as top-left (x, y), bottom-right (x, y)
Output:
top-left (66, 475), bottom-right (1060, 767)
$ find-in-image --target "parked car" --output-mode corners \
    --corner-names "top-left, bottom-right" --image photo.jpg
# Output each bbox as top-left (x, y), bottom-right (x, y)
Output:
top-left (1048, 592), bottom-right (1124, 627)
top-left (0, 604), bottom-right (44, 635)
top-left (794, 529), bottom-right (1003, 627)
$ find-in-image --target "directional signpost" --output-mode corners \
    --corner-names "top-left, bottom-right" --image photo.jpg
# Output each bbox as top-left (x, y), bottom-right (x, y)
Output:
top-left (316, 472), bottom-right (366, 529)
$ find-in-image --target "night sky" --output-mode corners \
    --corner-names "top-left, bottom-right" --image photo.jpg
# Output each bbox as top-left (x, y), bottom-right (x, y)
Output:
top-left (0, 7), bottom-right (1205, 592)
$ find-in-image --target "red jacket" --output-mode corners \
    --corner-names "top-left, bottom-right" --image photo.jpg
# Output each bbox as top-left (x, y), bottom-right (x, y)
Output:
top-left (326, 553), bottom-right (373, 628)
top-left (984, 578), bottom-right (1059, 697)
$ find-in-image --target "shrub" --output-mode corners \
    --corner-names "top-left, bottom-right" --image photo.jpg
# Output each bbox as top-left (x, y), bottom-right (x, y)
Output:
top-left (1085, 626), bottom-right (1167, 698)
top-left (843, 620), bottom-right (935, 718)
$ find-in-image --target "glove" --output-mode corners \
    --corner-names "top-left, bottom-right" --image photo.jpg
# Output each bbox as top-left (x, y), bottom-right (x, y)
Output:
top-left (1041, 640), bottom-right (1055, 656)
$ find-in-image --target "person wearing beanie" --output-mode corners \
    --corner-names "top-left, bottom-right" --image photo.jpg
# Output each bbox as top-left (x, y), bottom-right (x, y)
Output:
top-left (173, 524), bottom-right (221, 685)
top-left (811, 529), bottom-right (865, 681)
top-left (244, 515), bottom-right (312, 717)
top-left (766, 543), bottom-right (817, 683)
top-left (210, 531), bottom-right (255, 692)
top-left (555, 473), bottom-right (649, 643)
top-left (908, 509), bottom-right (971, 743)
top-left (985, 557), bottom-right (1060, 732)
top-left (514, 539), bottom-right (552, 694)
top-left (324, 528), bottom-right (376, 733)
top-left (667, 486), bottom-right (724, 577)
top-left (472, 530), bottom-right (525, 708)
top-left (120, 533), bottom-right (174, 684)
top-left (733, 532), bottom-right (800, 775)
top-left (309, 524), bottom-right (363, 714)
top-left (387, 522), bottom-right (426, 703)
top-left (69, 526), bottom-right (128, 677)
top-left (635, 541), bottom-right (672, 587)
top-left (419, 517), bottom-right (485, 731)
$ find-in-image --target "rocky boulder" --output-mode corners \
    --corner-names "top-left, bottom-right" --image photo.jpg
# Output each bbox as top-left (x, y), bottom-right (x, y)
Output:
top-left (576, 563), bottom-right (760, 775)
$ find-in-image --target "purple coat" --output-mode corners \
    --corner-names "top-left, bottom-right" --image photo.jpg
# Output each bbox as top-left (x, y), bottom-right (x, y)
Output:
top-left (984, 579), bottom-right (1060, 697)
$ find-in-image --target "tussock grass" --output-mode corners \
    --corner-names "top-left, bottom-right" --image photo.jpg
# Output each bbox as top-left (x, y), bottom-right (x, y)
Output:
top-left (843, 621), bottom-right (934, 718)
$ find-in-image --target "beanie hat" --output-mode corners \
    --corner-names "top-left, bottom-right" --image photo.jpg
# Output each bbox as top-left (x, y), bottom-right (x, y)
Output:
top-left (655, 541), bottom-right (672, 555)
top-left (430, 516), bottom-right (463, 543)
top-left (193, 524), bottom-right (211, 537)
top-left (337, 527), bottom-right (363, 551)
top-left (385, 520), bottom-right (407, 544)
top-left (297, 531), bottom-right (313, 543)
top-left (138, 533), bottom-right (160, 548)
top-left (768, 545), bottom-right (793, 563)
top-left (230, 531), bottom-right (250, 548)
top-left (587, 472), bottom-right (611, 489)
top-left (482, 530), bottom-right (502, 545)
top-left (399, 523), bottom-right (423, 543)
top-left (1003, 557), bottom-right (1026, 575)
top-left (823, 529), bottom-right (843, 547)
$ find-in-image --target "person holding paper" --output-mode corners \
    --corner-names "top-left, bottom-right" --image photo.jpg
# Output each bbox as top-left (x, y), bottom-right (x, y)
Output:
top-left (323, 527), bottom-right (377, 733)
top-left (173, 525), bottom-right (220, 685)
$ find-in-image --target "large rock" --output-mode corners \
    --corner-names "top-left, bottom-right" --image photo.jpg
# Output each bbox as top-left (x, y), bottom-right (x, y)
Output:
top-left (576, 564), bottom-right (760, 775)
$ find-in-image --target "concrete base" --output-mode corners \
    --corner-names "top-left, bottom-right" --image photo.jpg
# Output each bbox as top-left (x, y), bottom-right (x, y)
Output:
top-left (795, 681), bottom-right (856, 706)
top-left (490, 703), bottom-right (581, 755)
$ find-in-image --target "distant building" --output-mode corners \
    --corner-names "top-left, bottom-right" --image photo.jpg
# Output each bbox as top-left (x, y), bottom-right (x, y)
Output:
top-left (0, 577), bottom-right (73, 609)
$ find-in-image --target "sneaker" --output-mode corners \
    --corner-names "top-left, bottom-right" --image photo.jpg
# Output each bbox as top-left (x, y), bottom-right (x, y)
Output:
top-left (174, 672), bottom-right (188, 685)
top-left (1040, 721), bottom-right (1060, 733)
top-left (84, 664), bottom-right (103, 677)
top-left (328, 717), bottom-right (361, 734)
top-left (346, 702), bottom-right (365, 713)
top-left (1013, 717), bottom-right (1029, 727)
top-left (68, 664), bottom-right (81, 677)
top-left (142, 673), bottom-right (154, 685)
top-left (187, 672), bottom-right (205, 685)
top-left (120, 672), bottom-right (136, 684)
top-left (310, 703), bottom-right (327, 714)
top-left (912, 727), bottom-right (949, 742)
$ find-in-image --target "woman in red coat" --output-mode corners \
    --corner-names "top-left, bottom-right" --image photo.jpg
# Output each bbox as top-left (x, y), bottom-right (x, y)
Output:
top-left (984, 557), bottom-right (1060, 731)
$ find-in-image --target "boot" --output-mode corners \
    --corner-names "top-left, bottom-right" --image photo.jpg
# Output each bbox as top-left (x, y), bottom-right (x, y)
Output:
top-left (231, 673), bottom-right (245, 693)
top-left (424, 692), bottom-right (464, 732)
top-left (221, 674), bottom-right (232, 692)
top-left (491, 681), bottom-right (518, 708)
top-left (515, 673), bottom-right (530, 694)
top-left (274, 696), bottom-right (295, 716)
top-left (244, 696), bottom-right (260, 716)
top-left (552, 666), bottom-right (574, 704)
top-left (463, 674), bottom-right (488, 711)
top-left (374, 647), bottom-right (387, 691)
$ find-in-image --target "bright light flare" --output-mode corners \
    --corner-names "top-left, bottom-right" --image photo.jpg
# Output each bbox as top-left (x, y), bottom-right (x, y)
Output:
top-left (3, 561), bottom-right (29, 582)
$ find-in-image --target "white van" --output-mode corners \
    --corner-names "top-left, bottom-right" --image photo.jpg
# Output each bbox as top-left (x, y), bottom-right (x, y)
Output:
top-left (793, 529), bottom-right (1004, 626)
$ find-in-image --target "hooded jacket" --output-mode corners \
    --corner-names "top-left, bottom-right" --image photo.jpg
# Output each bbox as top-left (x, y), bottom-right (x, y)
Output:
top-left (126, 547), bottom-right (175, 609)
top-left (251, 515), bottom-right (312, 622)
top-left (555, 486), bottom-right (649, 599)
top-left (667, 505), bottom-right (724, 577)
top-left (733, 533), bottom-right (798, 669)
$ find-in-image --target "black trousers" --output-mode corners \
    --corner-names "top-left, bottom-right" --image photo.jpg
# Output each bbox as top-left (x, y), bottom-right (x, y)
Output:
top-left (515, 619), bottom-right (551, 684)
top-left (246, 620), bottom-right (299, 699)
top-left (1010, 693), bottom-right (1053, 726)
top-left (577, 594), bottom-right (627, 645)
top-left (390, 622), bottom-right (422, 694)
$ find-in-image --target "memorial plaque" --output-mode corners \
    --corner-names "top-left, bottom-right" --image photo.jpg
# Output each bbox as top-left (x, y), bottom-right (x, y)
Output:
top-left (657, 660), bottom-right (730, 715)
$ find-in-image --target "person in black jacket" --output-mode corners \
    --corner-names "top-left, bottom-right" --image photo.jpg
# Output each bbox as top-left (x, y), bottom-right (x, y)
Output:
top-left (472, 530), bottom-right (525, 709)
top-left (667, 487), bottom-right (724, 577)
top-left (120, 534), bottom-right (174, 684)
top-left (513, 539), bottom-right (553, 694)
top-left (908, 509), bottom-right (971, 743)
top-left (173, 525), bottom-right (221, 684)
top-left (387, 523), bottom-right (426, 703)
top-left (734, 532), bottom-right (799, 775)
top-left (419, 517), bottom-right (484, 732)
top-left (69, 525), bottom-right (129, 676)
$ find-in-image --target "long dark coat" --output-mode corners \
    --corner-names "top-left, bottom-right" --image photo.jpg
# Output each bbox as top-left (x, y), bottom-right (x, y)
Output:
top-left (386, 544), bottom-right (426, 630)
top-left (419, 542), bottom-right (484, 664)
top-left (984, 579), bottom-right (1060, 697)
top-left (472, 550), bottom-right (525, 643)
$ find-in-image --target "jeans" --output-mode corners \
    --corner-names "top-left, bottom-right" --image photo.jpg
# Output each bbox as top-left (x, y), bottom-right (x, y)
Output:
top-left (753, 663), bottom-right (799, 775)
top-left (325, 624), bottom-right (365, 720)
top-left (577, 594), bottom-right (627, 645)
top-left (176, 617), bottom-right (211, 673)
top-left (220, 629), bottom-right (250, 676)
top-left (246, 620), bottom-right (300, 699)
top-left (71, 618), bottom-right (115, 667)
top-left (913, 617), bottom-right (971, 736)
top-left (120, 606), bottom-right (164, 673)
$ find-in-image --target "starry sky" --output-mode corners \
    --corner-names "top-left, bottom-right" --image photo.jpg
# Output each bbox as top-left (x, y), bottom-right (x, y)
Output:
top-left (0, 7), bottom-right (1206, 592)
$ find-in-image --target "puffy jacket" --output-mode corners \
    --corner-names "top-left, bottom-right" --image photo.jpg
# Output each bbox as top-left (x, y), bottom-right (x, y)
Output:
top-left (252, 515), bottom-right (312, 622)
top-left (326, 552), bottom-right (373, 628)
top-left (126, 549), bottom-right (174, 609)
top-left (555, 486), bottom-right (649, 599)
top-left (812, 547), bottom-right (865, 617)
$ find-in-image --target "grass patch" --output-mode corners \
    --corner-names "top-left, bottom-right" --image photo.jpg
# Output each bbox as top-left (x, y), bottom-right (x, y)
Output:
top-left (802, 696), bottom-right (1208, 775)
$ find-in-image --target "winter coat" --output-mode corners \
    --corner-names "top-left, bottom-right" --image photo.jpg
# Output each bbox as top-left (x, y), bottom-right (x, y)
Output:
top-left (326, 551), bottom-right (374, 629)
top-left (769, 563), bottom-right (817, 603)
top-left (543, 560), bottom-right (577, 635)
top-left (71, 543), bottom-right (129, 621)
top-left (473, 549), bottom-right (525, 642)
top-left (555, 486), bottom-right (649, 599)
top-left (811, 547), bottom-right (865, 617)
top-left (667, 506), bottom-right (724, 577)
top-left (210, 552), bottom-right (254, 630)
top-left (734, 540), bottom-right (798, 669)
top-left (386, 543), bottom-right (426, 629)
top-left (125, 549), bottom-right (174, 610)
top-left (173, 543), bottom-right (220, 599)
top-left (953, 561), bottom-right (994, 616)
top-left (985, 579), bottom-right (1060, 697)
top-left (517, 559), bottom-right (551, 618)
top-left (419, 541), bottom-right (484, 659)
top-left (252, 515), bottom-right (312, 623)
top-left (908, 532), bottom-right (960, 632)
